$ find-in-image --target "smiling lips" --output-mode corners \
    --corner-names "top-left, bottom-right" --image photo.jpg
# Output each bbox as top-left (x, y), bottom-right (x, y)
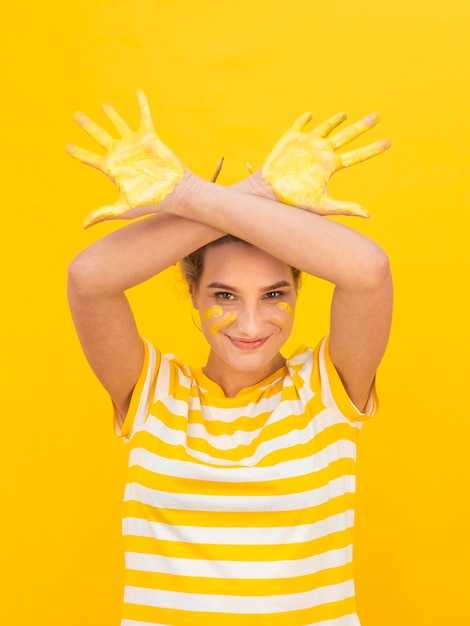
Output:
top-left (227, 336), bottom-right (270, 351)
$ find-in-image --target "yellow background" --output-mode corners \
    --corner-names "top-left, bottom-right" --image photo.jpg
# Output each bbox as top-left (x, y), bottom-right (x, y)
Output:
top-left (2, 1), bottom-right (469, 624)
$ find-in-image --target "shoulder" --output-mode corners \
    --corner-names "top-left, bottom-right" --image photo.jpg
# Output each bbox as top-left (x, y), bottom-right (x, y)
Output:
top-left (116, 340), bottom-right (194, 438)
top-left (287, 338), bottom-right (378, 422)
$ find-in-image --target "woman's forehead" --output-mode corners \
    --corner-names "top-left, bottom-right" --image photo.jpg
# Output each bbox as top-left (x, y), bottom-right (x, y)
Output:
top-left (202, 242), bottom-right (293, 282)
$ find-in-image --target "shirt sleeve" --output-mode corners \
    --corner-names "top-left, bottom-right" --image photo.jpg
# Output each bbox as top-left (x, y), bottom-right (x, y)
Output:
top-left (114, 339), bottom-right (161, 440)
top-left (316, 336), bottom-right (379, 422)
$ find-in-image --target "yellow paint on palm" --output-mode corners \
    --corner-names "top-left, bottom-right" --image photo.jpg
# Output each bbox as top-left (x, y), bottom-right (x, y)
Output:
top-left (262, 134), bottom-right (326, 209)
top-left (203, 306), bottom-right (237, 335)
top-left (260, 110), bottom-right (391, 217)
top-left (66, 90), bottom-right (184, 228)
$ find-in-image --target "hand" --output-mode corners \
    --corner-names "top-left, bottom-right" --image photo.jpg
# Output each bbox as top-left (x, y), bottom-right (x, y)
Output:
top-left (66, 90), bottom-right (184, 228)
top-left (260, 111), bottom-right (392, 217)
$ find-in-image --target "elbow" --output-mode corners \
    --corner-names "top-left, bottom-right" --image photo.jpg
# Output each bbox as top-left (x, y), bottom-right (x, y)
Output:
top-left (67, 250), bottom-right (100, 300)
top-left (364, 246), bottom-right (392, 291)
top-left (345, 243), bottom-right (392, 293)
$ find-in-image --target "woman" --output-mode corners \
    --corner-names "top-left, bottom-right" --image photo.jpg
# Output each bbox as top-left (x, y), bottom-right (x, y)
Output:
top-left (67, 91), bottom-right (393, 625)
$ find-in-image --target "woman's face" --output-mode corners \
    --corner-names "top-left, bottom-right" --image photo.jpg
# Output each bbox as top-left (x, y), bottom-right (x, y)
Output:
top-left (190, 241), bottom-right (297, 395)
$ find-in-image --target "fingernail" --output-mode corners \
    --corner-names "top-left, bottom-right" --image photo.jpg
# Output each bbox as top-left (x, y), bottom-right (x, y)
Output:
top-left (73, 111), bottom-right (85, 126)
top-left (364, 112), bottom-right (379, 126)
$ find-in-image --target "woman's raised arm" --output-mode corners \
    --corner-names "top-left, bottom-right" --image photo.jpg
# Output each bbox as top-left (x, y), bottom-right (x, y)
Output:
top-left (66, 91), bottom-right (226, 417)
top-left (167, 174), bottom-right (393, 411)
top-left (166, 110), bottom-right (393, 411)
top-left (67, 214), bottom-right (224, 420)
top-left (67, 90), bottom-right (392, 415)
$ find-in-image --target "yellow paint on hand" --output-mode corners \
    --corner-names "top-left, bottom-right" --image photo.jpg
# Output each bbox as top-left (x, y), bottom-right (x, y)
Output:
top-left (67, 90), bottom-right (184, 228)
top-left (261, 111), bottom-right (391, 217)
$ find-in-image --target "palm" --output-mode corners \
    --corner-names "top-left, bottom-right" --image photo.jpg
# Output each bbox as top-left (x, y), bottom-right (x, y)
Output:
top-left (66, 91), bottom-right (184, 228)
top-left (262, 111), bottom-right (391, 217)
top-left (101, 129), bottom-right (182, 205)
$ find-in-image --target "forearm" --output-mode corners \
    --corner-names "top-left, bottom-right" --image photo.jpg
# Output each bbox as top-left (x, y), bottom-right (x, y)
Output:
top-left (170, 173), bottom-right (388, 291)
top-left (67, 211), bottom-right (225, 413)
top-left (68, 212), bottom-right (224, 297)
top-left (66, 90), bottom-right (391, 294)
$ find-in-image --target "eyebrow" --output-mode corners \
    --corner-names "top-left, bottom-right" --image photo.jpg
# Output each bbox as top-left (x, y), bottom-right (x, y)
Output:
top-left (206, 280), bottom-right (292, 292)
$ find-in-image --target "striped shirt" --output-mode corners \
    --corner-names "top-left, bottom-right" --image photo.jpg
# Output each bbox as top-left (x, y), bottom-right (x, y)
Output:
top-left (116, 337), bottom-right (377, 626)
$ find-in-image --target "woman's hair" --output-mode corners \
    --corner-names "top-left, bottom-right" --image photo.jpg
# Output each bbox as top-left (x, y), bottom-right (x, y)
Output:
top-left (179, 235), bottom-right (302, 289)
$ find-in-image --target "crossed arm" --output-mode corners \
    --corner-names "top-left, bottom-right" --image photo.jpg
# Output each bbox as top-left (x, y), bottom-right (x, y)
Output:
top-left (67, 91), bottom-right (393, 415)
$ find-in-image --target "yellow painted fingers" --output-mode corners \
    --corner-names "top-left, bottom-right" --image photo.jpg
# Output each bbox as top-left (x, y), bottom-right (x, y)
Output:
top-left (310, 112), bottom-right (347, 138)
top-left (72, 111), bottom-right (113, 149)
top-left (340, 138), bottom-right (392, 168)
top-left (137, 89), bottom-right (155, 132)
top-left (329, 112), bottom-right (380, 149)
top-left (290, 112), bottom-right (313, 132)
top-left (101, 102), bottom-right (133, 137)
top-left (64, 144), bottom-right (102, 170)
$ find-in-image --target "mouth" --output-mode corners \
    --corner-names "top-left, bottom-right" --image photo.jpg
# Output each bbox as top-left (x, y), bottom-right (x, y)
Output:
top-left (227, 335), bottom-right (270, 351)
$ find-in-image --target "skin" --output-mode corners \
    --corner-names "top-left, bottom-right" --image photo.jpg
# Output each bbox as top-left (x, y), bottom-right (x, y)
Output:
top-left (261, 111), bottom-right (391, 217)
top-left (202, 305), bottom-right (238, 335)
top-left (190, 242), bottom-right (297, 396)
top-left (66, 90), bottom-right (393, 417)
top-left (66, 90), bottom-right (391, 228)
top-left (66, 91), bottom-right (184, 228)
top-left (274, 302), bottom-right (294, 328)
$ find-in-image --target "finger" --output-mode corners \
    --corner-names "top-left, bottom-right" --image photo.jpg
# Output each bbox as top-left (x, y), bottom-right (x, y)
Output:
top-left (245, 161), bottom-right (255, 174)
top-left (73, 111), bottom-right (113, 148)
top-left (317, 194), bottom-right (370, 218)
top-left (137, 89), bottom-right (154, 131)
top-left (102, 102), bottom-right (133, 137)
top-left (310, 112), bottom-right (347, 138)
top-left (82, 203), bottom-right (129, 229)
top-left (340, 138), bottom-right (392, 168)
top-left (330, 112), bottom-right (379, 149)
top-left (65, 144), bottom-right (103, 170)
top-left (291, 112), bottom-right (313, 132)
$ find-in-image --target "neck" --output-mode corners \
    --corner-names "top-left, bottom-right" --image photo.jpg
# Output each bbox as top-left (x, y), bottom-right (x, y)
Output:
top-left (203, 352), bottom-right (286, 397)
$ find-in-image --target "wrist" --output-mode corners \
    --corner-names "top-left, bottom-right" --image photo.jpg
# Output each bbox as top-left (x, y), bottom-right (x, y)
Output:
top-left (230, 171), bottom-right (279, 202)
top-left (165, 170), bottom-right (218, 221)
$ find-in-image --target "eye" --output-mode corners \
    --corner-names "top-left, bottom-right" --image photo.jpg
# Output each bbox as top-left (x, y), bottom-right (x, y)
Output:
top-left (215, 291), bottom-right (235, 300)
top-left (264, 291), bottom-right (283, 299)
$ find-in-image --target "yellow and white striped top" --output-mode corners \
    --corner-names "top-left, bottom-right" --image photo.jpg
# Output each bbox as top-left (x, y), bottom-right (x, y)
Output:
top-left (116, 337), bottom-right (377, 626)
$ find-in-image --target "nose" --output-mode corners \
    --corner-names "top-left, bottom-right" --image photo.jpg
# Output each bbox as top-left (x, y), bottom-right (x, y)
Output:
top-left (233, 302), bottom-right (266, 338)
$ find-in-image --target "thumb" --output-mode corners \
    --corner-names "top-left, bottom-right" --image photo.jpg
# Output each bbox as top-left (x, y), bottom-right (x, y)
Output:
top-left (82, 203), bottom-right (130, 229)
top-left (317, 194), bottom-right (371, 219)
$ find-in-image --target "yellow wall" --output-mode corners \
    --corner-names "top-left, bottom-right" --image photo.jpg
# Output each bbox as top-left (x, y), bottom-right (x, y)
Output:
top-left (2, 1), bottom-right (469, 624)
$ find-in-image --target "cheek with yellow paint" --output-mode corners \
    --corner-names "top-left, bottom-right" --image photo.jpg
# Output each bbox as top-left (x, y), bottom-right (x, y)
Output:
top-left (269, 301), bottom-right (294, 329)
top-left (202, 306), bottom-right (237, 335)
